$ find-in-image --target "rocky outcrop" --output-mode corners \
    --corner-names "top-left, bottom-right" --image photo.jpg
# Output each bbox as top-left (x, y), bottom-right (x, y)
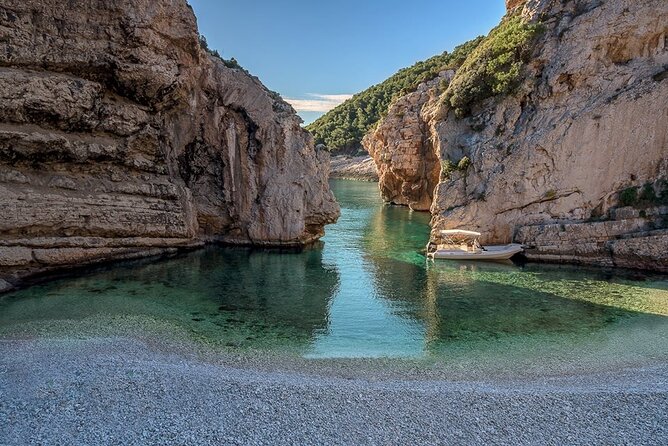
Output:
top-left (515, 206), bottom-right (668, 271)
top-left (0, 0), bottom-right (339, 289)
top-left (329, 155), bottom-right (379, 182)
top-left (364, 72), bottom-right (453, 211)
top-left (364, 0), bottom-right (668, 271)
top-left (505, 0), bottom-right (525, 13)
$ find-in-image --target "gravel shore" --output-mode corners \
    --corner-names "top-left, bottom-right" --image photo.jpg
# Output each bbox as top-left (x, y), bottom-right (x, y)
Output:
top-left (1, 337), bottom-right (666, 446)
top-left (329, 155), bottom-right (379, 181)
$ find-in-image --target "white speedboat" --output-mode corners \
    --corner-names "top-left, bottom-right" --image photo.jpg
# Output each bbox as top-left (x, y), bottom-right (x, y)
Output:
top-left (427, 229), bottom-right (523, 260)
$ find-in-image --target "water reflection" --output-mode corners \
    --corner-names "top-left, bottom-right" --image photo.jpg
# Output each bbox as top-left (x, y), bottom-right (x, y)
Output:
top-left (324, 180), bottom-right (668, 362)
top-left (0, 247), bottom-right (340, 352)
top-left (308, 181), bottom-right (425, 358)
top-left (0, 180), bottom-right (666, 366)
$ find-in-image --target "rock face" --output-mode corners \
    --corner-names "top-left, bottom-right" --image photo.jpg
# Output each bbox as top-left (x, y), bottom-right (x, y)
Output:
top-left (505, 0), bottom-right (525, 12)
top-left (0, 0), bottom-right (339, 287)
top-left (514, 206), bottom-right (668, 271)
top-left (364, 72), bottom-right (453, 211)
top-left (365, 0), bottom-right (668, 271)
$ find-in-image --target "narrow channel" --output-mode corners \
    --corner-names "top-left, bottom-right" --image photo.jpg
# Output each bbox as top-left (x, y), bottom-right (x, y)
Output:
top-left (1, 180), bottom-right (666, 376)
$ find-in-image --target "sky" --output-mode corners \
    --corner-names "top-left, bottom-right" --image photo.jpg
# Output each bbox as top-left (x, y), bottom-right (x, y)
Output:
top-left (188, 0), bottom-right (506, 124)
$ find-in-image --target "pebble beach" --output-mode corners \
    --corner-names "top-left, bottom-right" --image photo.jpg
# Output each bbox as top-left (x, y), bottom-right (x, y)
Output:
top-left (2, 336), bottom-right (666, 446)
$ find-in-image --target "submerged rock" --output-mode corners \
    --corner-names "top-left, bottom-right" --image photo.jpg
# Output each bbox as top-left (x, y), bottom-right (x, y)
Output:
top-left (365, 0), bottom-right (668, 271)
top-left (0, 0), bottom-right (339, 286)
top-left (0, 278), bottom-right (12, 293)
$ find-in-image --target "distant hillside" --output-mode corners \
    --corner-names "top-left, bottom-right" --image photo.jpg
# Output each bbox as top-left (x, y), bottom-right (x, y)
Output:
top-left (306, 38), bottom-right (483, 154)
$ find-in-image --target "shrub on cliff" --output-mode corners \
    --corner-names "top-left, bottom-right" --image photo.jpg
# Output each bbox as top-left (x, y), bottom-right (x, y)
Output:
top-left (619, 181), bottom-right (668, 208)
top-left (443, 16), bottom-right (544, 117)
top-left (306, 38), bottom-right (483, 154)
top-left (440, 156), bottom-right (471, 181)
top-left (199, 34), bottom-right (245, 72)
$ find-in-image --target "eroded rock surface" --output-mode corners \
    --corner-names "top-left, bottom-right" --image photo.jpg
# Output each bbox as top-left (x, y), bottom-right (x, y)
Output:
top-left (364, 0), bottom-right (668, 270)
top-left (0, 0), bottom-right (339, 287)
top-left (505, 0), bottom-right (526, 12)
top-left (364, 72), bottom-right (453, 211)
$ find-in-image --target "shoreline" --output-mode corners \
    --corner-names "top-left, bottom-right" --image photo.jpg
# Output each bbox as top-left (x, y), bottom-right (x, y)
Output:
top-left (0, 246), bottom-right (196, 295)
top-left (2, 236), bottom-right (667, 297)
top-left (2, 304), bottom-right (667, 383)
top-left (2, 334), bottom-right (667, 391)
top-left (1, 335), bottom-right (666, 445)
top-left (0, 240), bottom-right (328, 295)
top-left (329, 155), bottom-right (379, 182)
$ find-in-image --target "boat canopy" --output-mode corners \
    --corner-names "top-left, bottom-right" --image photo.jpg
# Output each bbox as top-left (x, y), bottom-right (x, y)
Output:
top-left (428, 229), bottom-right (524, 260)
top-left (438, 229), bottom-right (483, 249)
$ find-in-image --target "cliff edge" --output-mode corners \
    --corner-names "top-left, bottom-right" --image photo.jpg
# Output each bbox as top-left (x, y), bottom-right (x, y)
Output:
top-left (365, 0), bottom-right (667, 271)
top-left (0, 0), bottom-right (339, 289)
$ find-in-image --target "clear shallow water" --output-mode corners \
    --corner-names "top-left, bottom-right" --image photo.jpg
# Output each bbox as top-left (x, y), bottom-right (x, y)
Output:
top-left (1, 180), bottom-right (667, 367)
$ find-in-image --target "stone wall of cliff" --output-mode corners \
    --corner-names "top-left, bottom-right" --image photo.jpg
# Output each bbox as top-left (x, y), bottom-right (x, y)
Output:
top-left (365, 0), bottom-right (668, 271)
top-left (363, 73), bottom-right (452, 211)
top-left (0, 0), bottom-right (339, 288)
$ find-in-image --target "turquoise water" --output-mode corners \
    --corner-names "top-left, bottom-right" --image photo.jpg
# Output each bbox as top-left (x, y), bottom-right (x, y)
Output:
top-left (1, 180), bottom-right (667, 368)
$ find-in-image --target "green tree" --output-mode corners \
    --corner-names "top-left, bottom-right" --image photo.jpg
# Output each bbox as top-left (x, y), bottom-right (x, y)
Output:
top-left (306, 37), bottom-right (483, 154)
top-left (444, 16), bottom-right (544, 117)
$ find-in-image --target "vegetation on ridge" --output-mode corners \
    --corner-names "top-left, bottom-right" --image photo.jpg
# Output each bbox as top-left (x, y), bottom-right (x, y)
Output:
top-left (443, 15), bottom-right (544, 117)
top-left (306, 38), bottom-right (484, 154)
top-left (199, 34), bottom-right (244, 71)
top-left (309, 13), bottom-right (544, 153)
top-left (198, 35), bottom-right (288, 104)
top-left (197, 13), bottom-right (543, 155)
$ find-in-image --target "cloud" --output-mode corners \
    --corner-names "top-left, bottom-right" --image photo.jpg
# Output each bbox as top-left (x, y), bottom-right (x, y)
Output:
top-left (284, 93), bottom-right (353, 113)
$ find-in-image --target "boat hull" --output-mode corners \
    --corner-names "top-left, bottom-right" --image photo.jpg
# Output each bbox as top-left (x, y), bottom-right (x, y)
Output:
top-left (430, 243), bottom-right (524, 260)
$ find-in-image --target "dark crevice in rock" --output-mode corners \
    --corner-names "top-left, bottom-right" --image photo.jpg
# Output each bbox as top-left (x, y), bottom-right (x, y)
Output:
top-left (0, 0), bottom-right (339, 286)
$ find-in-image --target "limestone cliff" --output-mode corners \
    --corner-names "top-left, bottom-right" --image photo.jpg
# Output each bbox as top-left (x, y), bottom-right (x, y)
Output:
top-left (365, 0), bottom-right (668, 271)
top-left (0, 0), bottom-right (339, 288)
top-left (364, 73), bottom-right (452, 210)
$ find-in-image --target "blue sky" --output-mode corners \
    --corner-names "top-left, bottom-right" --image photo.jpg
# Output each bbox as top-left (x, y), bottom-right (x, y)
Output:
top-left (188, 0), bottom-right (506, 124)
